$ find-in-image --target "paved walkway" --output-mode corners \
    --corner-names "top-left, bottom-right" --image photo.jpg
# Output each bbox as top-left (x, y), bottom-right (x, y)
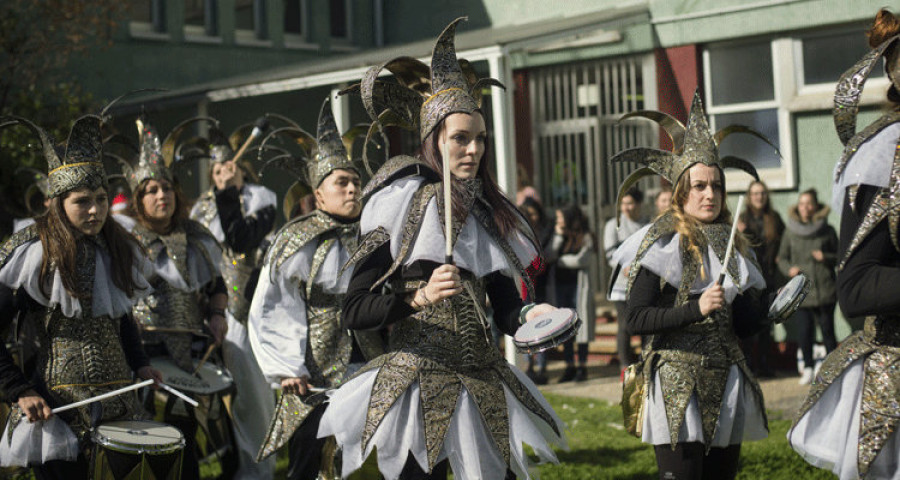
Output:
top-left (535, 361), bottom-right (811, 419)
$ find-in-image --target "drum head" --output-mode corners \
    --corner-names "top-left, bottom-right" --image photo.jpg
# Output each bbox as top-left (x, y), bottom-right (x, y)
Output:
top-left (768, 274), bottom-right (811, 323)
top-left (93, 420), bottom-right (185, 454)
top-left (151, 357), bottom-right (234, 395)
top-left (514, 308), bottom-right (578, 352)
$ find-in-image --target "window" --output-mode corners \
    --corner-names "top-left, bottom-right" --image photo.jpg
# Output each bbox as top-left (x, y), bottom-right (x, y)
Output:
top-left (797, 27), bottom-right (884, 91)
top-left (330, 0), bottom-right (350, 41)
top-left (129, 0), bottom-right (167, 36)
top-left (704, 38), bottom-right (790, 189)
top-left (236, 0), bottom-right (268, 42)
top-left (284, 0), bottom-right (307, 45)
top-left (185, 0), bottom-right (218, 38)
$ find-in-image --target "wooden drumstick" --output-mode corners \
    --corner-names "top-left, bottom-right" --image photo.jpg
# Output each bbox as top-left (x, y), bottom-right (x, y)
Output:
top-left (51, 379), bottom-right (154, 414)
top-left (192, 344), bottom-right (217, 375)
top-left (231, 116), bottom-right (270, 164)
top-left (717, 195), bottom-right (745, 286)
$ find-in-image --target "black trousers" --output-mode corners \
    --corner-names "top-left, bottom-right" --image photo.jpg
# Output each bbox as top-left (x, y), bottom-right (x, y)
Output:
top-left (398, 455), bottom-right (516, 479)
top-left (616, 301), bottom-right (638, 366)
top-left (32, 454), bottom-right (89, 480)
top-left (797, 304), bottom-right (837, 369)
top-left (287, 403), bottom-right (329, 480)
top-left (654, 443), bottom-right (741, 480)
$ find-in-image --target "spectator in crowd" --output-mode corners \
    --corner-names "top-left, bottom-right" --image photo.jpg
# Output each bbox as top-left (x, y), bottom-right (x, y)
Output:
top-left (519, 197), bottom-right (554, 384)
top-left (777, 188), bottom-right (838, 385)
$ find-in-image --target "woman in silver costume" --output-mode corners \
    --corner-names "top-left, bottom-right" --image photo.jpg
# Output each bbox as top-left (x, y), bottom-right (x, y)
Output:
top-left (249, 98), bottom-right (384, 479)
top-left (0, 113), bottom-right (161, 479)
top-left (317, 18), bottom-right (566, 480)
top-left (187, 121), bottom-right (277, 478)
top-left (113, 118), bottom-right (228, 480)
top-left (788, 9), bottom-right (900, 479)
top-left (612, 92), bottom-right (775, 480)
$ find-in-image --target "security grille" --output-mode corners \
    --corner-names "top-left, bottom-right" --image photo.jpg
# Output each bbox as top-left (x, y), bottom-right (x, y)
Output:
top-left (529, 54), bottom-right (657, 295)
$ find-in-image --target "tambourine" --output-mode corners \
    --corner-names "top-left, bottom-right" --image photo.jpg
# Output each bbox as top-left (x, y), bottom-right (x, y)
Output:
top-left (768, 273), bottom-right (811, 323)
top-left (513, 308), bottom-right (581, 354)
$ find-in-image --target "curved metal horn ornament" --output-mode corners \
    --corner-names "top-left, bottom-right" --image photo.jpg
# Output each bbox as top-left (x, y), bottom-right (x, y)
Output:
top-left (833, 35), bottom-right (900, 146)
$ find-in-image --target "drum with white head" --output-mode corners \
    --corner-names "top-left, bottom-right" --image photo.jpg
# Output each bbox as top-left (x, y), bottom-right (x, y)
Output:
top-left (513, 308), bottom-right (581, 354)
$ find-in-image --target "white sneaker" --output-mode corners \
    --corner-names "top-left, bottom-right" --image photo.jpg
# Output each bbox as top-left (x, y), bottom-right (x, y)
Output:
top-left (799, 367), bottom-right (814, 385)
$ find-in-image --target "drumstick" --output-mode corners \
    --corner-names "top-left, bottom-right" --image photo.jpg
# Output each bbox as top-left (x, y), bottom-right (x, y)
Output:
top-left (51, 379), bottom-right (154, 414)
top-left (192, 344), bottom-right (217, 375)
top-left (159, 382), bottom-right (200, 407)
top-left (717, 195), bottom-right (745, 286)
top-left (442, 141), bottom-right (453, 265)
top-left (231, 116), bottom-right (270, 164)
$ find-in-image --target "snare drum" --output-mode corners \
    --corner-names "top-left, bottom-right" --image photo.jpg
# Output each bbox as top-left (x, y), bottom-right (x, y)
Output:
top-left (91, 420), bottom-right (184, 480)
top-left (514, 308), bottom-right (581, 354)
top-left (150, 357), bottom-right (234, 396)
top-left (768, 273), bottom-right (811, 323)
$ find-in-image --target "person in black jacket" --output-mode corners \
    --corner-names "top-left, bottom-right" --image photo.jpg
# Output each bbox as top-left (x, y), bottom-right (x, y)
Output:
top-left (0, 114), bottom-right (161, 479)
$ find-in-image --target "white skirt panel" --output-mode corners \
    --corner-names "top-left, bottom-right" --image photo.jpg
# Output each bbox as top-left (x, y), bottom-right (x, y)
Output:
top-left (642, 365), bottom-right (768, 446)
top-left (317, 365), bottom-right (566, 480)
top-left (789, 358), bottom-right (900, 480)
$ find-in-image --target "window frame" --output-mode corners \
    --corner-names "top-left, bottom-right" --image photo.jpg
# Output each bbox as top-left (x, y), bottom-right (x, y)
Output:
top-left (284, 0), bottom-right (314, 49)
top-left (128, 0), bottom-right (169, 40)
top-left (235, 0), bottom-right (272, 46)
top-left (328, 0), bottom-right (353, 44)
top-left (184, 0), bottom-right (221, 43)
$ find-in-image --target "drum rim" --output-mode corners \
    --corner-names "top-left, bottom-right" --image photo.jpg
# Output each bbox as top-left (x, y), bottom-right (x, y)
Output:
top-left (150, 356), bottom-right (235, 394)
top-left (515, 318), bottom-right (583, 354)
top-left (513, 308), bottom-right (578, 345)
top-left (92, 420), bottom-right (186, 455)
top-left (768, 274), bottom-right (811, 322)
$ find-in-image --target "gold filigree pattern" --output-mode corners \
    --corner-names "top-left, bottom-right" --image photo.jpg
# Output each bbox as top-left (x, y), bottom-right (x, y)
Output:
top-left (256, 392), bottom-right (319, 462)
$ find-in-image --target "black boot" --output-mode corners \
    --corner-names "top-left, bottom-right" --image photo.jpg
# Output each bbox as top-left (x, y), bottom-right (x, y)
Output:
top-left (575, 366), bottom-right (587, 382)
top-left (559, 365), bottom-right (577, 383)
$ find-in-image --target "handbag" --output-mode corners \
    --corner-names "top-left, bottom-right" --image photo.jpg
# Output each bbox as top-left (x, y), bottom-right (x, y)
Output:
top-left (621, 360), bottom-right (647, 438)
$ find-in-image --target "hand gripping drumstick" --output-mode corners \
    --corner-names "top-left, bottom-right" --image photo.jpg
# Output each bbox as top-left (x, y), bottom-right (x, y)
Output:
top-left (231, 116), bottom-right (271, 164)
top-left (51, 379), bottom-right (155, 414)
top-left (442, 142), bottom-right (453, 265)
top-left (717, 195), bottom-right (745, 286)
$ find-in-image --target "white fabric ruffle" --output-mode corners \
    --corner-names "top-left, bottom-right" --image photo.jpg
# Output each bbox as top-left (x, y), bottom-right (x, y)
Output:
top-left (190, 183), bottom-right (277, 243)
top-left (0, 416), bottom-right (78, 467)
top-left (249, 239), bottom-right (353, 384)
top-left (832, 123), bottom-right (900, 212)
top-left (318, 365), bottom-right (566, 480)
top-left (0, 238), bottom-right (152, 319)
top-left (613, 226), bottom-right (765, 303)
top-left (789, 358), bottom-right (900, 480)
top-left (642, 365), bottom-right (767, 447)
top-left (361, 176), bottom-right (538, 279)
top-left (114, 215), bottom-right (221, 292)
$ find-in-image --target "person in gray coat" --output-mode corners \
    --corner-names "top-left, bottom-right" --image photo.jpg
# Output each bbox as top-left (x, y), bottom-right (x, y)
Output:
top-left (777, 188), bottom-right (838, 385)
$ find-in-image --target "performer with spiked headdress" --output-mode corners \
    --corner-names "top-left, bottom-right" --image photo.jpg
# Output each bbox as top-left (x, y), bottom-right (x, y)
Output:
top-left (109, 115), bottom-right (228, 480)
top-left (317, 18), bottom-right (566, 479)
top-left (788, 9), bottom-right (900, 479)
top-left (0, 104), bottom-right (161, 478)
top-left (184, 117), bottom-right (277, 478)
top-left (248, 98), bottom-right (385, 479)
top-left (611, 90), bottom-right (778, 479)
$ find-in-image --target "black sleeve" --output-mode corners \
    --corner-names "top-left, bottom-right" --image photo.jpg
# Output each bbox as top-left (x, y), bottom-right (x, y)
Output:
top-left (215, 186), bottom-right (276, 254)
top-left (342, 243), bottom-right (417, 331)
top-left (731, 288), bottom-right (772, 339)
top-left (837, 185), bottom-right (900, 317)
top-left (485, 271), bottom-right (525, 337)
top-left (203, 276), bottom-right (227, 297)
top-left (119, 315), bottom-right (150, 373)
top-left (0, 286), bottom-right (33, 402)
top-left (625, 268), bottom-right (704, 335)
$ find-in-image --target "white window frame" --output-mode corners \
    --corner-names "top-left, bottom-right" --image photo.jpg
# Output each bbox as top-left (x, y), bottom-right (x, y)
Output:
top-left (703, 37), bottom-right (794, 191)
top-left (129, 0), bottom-right (169, 40)
top-left (235, 0), bottom-right (272, 47)
top-left (284, 0), bottom-right (316, 49)
top-left (184, 0), bottom-right (221, 44)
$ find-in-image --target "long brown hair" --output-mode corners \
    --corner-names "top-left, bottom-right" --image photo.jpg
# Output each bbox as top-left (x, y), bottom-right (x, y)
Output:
top-left (421, 113), bottom-right (523, 238)
top-left (868, 8), bottom-right (900, 106)
top-left (128, 178), bottom-right (190, 234)
top-left (740, 180), bottom-right (781, 243)
top-left (670, 166), bottom-right (749, 278)
top-left (35, 189), bottom-right (142, 299)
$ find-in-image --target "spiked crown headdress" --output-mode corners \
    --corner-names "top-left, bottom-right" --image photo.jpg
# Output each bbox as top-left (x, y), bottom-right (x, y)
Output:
top-left (258, 98), bottom-right (366, 189)
top-left (349, 17), bottom-right (504, 169)
top-left (610, 91), bottom-right (777, 218)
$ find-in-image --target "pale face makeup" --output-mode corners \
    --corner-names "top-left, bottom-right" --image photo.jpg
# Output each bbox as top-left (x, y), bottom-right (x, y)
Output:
top-left (63, 187), bottom-right (109, 236)
top-left (440, 112), bottom-right (486, 180)
top-left (682, 164), bottom-right (723, 224)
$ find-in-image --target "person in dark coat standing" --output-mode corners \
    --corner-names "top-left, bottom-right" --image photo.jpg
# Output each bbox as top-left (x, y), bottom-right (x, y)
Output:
top-left (777, 188), bottom-right (838, 385)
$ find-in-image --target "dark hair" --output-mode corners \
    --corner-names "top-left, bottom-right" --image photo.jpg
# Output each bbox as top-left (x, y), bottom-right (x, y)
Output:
top-left (799, 188), bottom-right (821, 207)
top-left (35, 188), bottom-right (142, 299)
top-left (868, 8), bottom-right (900, 105)
top-left (623, 187), bottom-right (644, 204)
top-left (421, 113), bottom-right (523, 238)
top-left (128, 178), bottom-right (190, 233)
top-left (519, 196), bottom-right (547, 228)
top-left (740, 180), bottom-right (781, 243)
top-left (558, 204), bottom-right (596, 252)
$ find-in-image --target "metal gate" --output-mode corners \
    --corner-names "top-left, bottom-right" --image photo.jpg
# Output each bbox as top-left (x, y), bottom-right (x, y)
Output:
top-left (529, 54), bottom-right (657, 295)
